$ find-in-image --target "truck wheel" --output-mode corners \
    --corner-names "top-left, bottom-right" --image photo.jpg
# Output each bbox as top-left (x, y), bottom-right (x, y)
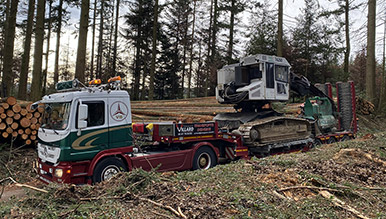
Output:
top-left (93, 157), bottom-right (127, 183)
top-left (327, 137), bottom-right (336, 144)
top-left (192, 146), bottom-right (217, 170)
top-left (314, 139), bottom-right (323, 146)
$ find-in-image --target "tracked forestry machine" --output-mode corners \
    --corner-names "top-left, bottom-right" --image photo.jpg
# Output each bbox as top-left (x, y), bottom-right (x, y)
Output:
top-left (215, 54), bottom-right (357, 154)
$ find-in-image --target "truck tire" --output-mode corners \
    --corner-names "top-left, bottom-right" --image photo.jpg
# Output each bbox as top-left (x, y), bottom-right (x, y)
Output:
top-left (192, 146), bottom-right (217, 170)
top-left (327, 137), bottom-right (336, 144)
top-left (93, 157), bottom-right (127, 183)
top-left (314, 139), bottom-right (323, 146)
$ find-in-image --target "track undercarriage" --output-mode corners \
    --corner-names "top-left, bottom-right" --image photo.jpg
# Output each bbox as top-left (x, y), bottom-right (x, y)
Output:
top-left (215, 111), bottom-right (313, 155)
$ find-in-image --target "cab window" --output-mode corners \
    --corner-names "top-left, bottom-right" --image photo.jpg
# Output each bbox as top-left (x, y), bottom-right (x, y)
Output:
top-left (275, 65), bottom-right (288, 82)
top-left (85, 101), bottom-right (105, 127)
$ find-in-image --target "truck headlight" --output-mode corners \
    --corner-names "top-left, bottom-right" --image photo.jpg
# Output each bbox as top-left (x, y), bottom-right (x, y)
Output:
top-left (54, 169), bottom-right (63, 178)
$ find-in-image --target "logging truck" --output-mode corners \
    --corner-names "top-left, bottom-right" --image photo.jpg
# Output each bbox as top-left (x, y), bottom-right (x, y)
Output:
top-left (36, 54), bottom-right (357, 184)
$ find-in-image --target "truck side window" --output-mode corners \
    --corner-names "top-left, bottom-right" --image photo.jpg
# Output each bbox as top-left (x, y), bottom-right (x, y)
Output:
top-left (85, 102), bottom-right (105, 127)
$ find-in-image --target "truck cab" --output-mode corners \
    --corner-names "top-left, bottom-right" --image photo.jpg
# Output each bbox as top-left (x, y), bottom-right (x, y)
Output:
top-left (37, 78), bottom-right (134, 184)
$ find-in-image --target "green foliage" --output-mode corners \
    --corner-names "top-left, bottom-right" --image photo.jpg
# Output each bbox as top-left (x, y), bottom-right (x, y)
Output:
top-left (245, 1), bottom-right (277, 56)
top-left (155, 30), bottom-right (181, 99)
top-left (287, 0), bottom-right (344, 83)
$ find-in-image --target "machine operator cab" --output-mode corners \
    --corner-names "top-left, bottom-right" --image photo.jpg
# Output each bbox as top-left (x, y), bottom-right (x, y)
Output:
top-left (216, 54), bottom-right (290, 105)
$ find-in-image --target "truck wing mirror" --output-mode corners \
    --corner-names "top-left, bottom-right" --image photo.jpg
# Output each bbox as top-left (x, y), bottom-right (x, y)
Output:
top-left (78, 104), bottom-right (88, 129)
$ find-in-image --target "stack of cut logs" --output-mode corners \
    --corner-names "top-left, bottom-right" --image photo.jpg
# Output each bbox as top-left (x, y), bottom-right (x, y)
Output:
top-left (0, 96), bottom-right (43, 145)
top-left (355, 97), bottom-right (375, 115)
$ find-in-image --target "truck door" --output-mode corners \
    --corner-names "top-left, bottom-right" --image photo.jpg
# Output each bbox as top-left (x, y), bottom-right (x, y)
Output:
top-left (265, 62), bottom-right (275, 99)
top-left (108, 97), bottom-right (133, 149)
top-left (71, 100), bottom-right (109, 159)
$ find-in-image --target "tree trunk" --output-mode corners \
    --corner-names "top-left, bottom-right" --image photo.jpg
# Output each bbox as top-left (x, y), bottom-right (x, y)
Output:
top-left (148, 0), bottom-right (158, 100)
top-left (75, 0), bottom-right (90, 84)
top-left (343, 0), bottom-right (350, 78)
top-left (277, 0), bottom-right (283, 57)
top-left (196, 40), bottom-right (202, 97)
top-left (133, 1), bottom-right (142, 100)
top-left (54, 0), bottom-right (63, 85)
top-left (2, 0), bottom-right (19, 97)
top-left (187, 0), bottom-right (196, 98)
top-left (112, 0), bottom-right (120, 76)
top-left (378, 11), bottom-right (386, 111)
top-left (181, 17), bottom-right (189, 99)
top-left (42, 0), bottom-right (53, 96)
top-left (204, 0), bottom-right (214, 97)
top-left (366, 0), bottom-right (376, 103)
top-left (96, 0), bottom-right (104, 79)
top-left (18, 0), bottom-right (35, 100)
top-left (90, 0), bottom-right (97, 80)
top-left (106, 0), bottom-right (114, 81)
top-left (31, 0), bottom-right (46, 101)
top-left (227, 0), bottom-right (235, 63)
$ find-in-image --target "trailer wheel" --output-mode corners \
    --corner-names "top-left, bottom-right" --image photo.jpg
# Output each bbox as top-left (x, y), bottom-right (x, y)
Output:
top-left (327, 137), bottom-right (336, 144)
top-left (93, 157), bottom-right (127, 183)
top-left (314, 139), bottom-right (323, 146)
top-left (340, 135), bottom-right (351, 141)
top-left (192, 146), bottom-right (217, 170)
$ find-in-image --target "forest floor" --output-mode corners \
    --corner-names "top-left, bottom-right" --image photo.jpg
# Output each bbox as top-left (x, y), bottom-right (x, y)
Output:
top-left (1, 97), bottom-right (386, 218)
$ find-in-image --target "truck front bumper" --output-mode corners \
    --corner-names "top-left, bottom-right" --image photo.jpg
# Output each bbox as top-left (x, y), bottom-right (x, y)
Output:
top-left (37, 159), bottom-right (90, 184)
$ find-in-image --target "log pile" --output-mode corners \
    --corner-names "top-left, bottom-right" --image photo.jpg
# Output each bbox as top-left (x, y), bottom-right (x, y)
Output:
top-left (0, 96), bottom-right (43, 146)
top-left (355, 97), bottom-right (375, 115)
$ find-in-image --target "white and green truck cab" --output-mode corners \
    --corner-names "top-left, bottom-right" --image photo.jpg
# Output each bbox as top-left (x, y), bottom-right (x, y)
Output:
top-left (37, 79), bottom-right (134, 184)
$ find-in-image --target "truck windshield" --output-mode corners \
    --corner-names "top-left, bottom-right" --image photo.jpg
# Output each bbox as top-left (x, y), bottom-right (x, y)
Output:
top-left (41, 102), bottom-right (71, 130)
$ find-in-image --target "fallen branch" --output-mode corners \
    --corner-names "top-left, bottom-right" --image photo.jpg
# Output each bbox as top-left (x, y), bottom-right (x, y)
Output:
top-left (178, 206), bottom-right (187, 219)
top-left (140, 197), bottom-right (186, 218)
top-left (150, 210), bottom-right (173, 219)
top-left (0, 176), bottom-right (48, 193)
top-left (319, 190), bottom-right (370, 219)
top-left (278, 185), bottom-right (340, 193)
top-left (272, 190), bottom-right (288, 200)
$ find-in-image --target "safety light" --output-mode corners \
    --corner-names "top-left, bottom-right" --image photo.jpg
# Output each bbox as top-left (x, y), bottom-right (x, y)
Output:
top-left (89, 79), bottom-right (102, 85)
top-left (108, 76), bottom-right (121, 83)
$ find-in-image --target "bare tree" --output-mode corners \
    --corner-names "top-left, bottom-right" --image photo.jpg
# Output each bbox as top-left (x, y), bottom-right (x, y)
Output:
top-left (96, 0), bottom-right (104, 79)
top-left (43, 0), bottom-right (53, 95)
top-left (2, 0), bottom-right (19, 97)
top-left (343, 0), bottom-right (350, 77)
top-left (366, 0), bottom-right (376, 102)
top-left (187, 0), bottom-right (196, 98)
top-left (277, 0), bottom-right (283, 56)
top-left (31, 0), bottom-right (46, 101)
top-left (112, 0), bottom-right (120, 76)
top-left (148, 0), bottom-right (158, 100)
top-left (54, 0), bottom-right (63, 85)
top-left (18, 0), bottom-right (35, 100)
top-left (90, 0), bottom-right (97, 79)
top-left (75, 0), bottom-right (90, 83)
